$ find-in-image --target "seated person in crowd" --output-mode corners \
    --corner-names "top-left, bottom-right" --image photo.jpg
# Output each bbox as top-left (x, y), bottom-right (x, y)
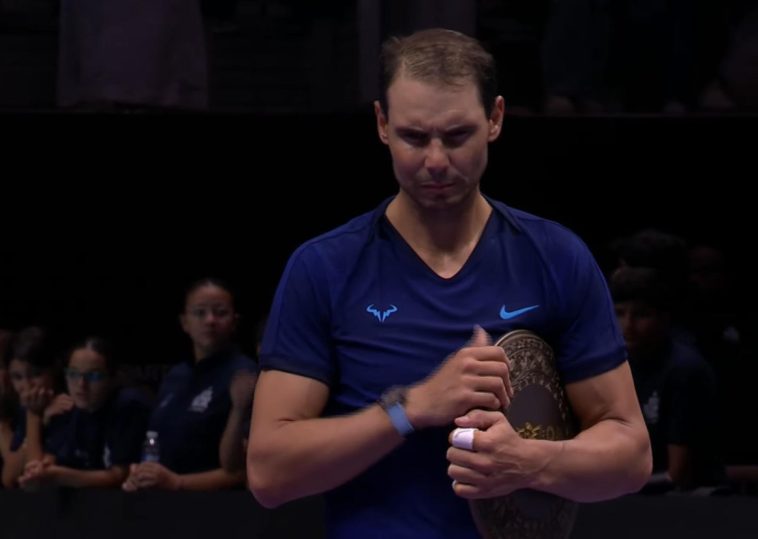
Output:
top-left (123, 278), bottom-right (257, 491)
top-left (0, 327), bottom-right (65, 488)
top-left (0, 328), bottom-right (15, 482)
top-left (19, 337), bottom-right (150, 489)
top-left (219, 314), bottom-right (265, 472)
top-left (610, 266), bottom-right (725, 492)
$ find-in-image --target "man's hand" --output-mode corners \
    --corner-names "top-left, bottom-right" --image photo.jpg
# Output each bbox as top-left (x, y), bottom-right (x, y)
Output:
top-left (406, 327), bottom-right (512, 430)
top-left (448, 409), bottom-right (545, 499)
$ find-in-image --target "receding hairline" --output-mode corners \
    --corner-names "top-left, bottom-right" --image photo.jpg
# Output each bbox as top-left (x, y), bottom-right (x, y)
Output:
top-left (379, 28), bottom-right (498, 115)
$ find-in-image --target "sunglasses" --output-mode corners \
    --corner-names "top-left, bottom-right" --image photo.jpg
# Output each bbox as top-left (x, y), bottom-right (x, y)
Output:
top-left (65, 369), bottom-right (108, 383)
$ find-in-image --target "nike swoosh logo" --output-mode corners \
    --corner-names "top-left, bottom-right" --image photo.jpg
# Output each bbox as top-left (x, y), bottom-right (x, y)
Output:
top-left (499, 304), bottom-right (540, 320)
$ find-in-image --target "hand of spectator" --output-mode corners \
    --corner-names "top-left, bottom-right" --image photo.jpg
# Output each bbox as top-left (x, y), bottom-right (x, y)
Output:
top-left (19, 457), bottom-right (55, 491)
top-left (122, 461), bottom-right (181, 491)
top-left (43, 394), bottom-right (75, 425)
top-left (23, 386), bottom-right (55, 416)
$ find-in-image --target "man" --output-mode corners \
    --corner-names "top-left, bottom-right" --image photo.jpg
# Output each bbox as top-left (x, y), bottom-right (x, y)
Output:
top-left (248, 28), bottom-right (651, 539)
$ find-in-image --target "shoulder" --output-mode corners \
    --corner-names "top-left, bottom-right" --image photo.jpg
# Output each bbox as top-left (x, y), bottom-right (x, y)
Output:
top-left (490, 199), bottom-right (592, 261)
top-left (289, 205), bottom-right (381, 270)
top-left (668, 340), bottom-right (713, 376)
top-left (225, 350), bottom-right (258, 372)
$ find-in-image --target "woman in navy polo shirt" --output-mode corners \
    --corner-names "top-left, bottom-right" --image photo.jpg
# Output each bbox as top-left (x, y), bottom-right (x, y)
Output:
top-left (123, 278), bottom-right (257, 491)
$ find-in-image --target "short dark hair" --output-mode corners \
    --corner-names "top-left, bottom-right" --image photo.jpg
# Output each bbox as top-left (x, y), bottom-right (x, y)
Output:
top-left (610, 266), bottom-right (674, 312)
top-left (379, 28), bottom-right (498, 116)
top-left (9, 326), bottom-right (56, 369)
top-left (69, 336), bottom-right (118, 375)
top-left (182, 277), bottom-right (237, 312)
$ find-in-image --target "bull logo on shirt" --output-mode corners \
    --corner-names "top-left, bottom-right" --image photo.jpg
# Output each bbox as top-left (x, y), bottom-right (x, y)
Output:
top-left (366, 304), bottom-right (398, 322)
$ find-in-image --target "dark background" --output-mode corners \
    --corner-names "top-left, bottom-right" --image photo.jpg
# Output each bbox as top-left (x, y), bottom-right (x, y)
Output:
top-left (1, 113), bottom-right (753, 365)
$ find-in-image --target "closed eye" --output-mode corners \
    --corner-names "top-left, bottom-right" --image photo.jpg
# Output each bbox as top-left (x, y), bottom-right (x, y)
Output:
top-left (397, 129), bottom-right (429, 147)
top-left (443, 129), bottom-right (473, 147)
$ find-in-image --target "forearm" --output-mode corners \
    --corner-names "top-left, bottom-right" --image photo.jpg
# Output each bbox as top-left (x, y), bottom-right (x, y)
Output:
top-left (1, 446), bottom-right (25, 488)
top-left (24, 411), bottom-right (44, 461)
top-left (527, 419), bottom-right (652, 502)
top-left (219, 408), bottom-right (247, 472)
top-left (667, 443), bottom-right (694, 488)
top-left (49, 465), bottom-right (127, 488)
top-left (174, 467), bottom-right (245, 491)
top-left (0, 422), bottom-right (12, 459)
top-left (248, 405), bottom-right (403, 507)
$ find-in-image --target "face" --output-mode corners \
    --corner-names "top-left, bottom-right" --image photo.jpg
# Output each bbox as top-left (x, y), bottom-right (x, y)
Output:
top-left (8, 358), bottom-right (55, 399)
top-left (180, 285), bottom-right (237, 358)
top-left (375, 74), bottom-right (504, 213)
top-left (614, 300), bottom-right (670, 358)
top-left (66, 347), bottom-right (111, 411)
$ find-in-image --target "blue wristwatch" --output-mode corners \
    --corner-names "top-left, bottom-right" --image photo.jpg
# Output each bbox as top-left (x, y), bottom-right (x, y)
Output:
top-left (379, 386), bottom-right (414, 437)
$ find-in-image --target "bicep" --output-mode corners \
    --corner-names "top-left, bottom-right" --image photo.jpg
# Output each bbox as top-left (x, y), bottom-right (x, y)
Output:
top-left (565, 361), bottom-right (645, 431)
top-left (251, 370), bottom-right (330, 431)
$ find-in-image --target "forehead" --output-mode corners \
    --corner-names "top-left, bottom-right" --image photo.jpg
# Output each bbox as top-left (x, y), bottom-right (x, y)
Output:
top-left (386, 74), bottom-right (486, 127)
top-left (70, 347), bottom-right (106, 366)
top-left (186, 285), bottom-right (233, 306)
top-left (8, 358), bottom-right (28, 371)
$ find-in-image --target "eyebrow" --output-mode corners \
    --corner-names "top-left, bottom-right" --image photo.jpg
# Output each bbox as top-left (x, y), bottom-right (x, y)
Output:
top-left (395, 124), bottom-right (476, 134)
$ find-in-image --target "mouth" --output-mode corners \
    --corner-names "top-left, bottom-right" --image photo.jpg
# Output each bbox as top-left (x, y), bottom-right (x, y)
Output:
top-left (420, 183), bottom-right (454, 193)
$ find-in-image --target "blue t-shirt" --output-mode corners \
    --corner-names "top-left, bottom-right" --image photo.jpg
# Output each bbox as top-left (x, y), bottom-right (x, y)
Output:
top-left (44, 388), bottom-right (151, 469)
top-left (149, 347), bottom-right (256, 474)
top-left (261, 197), bottom-right (625, 539)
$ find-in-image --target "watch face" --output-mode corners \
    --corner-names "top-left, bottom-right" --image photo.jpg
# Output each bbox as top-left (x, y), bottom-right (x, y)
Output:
top-left (380, 386), bottom-right (407, 409)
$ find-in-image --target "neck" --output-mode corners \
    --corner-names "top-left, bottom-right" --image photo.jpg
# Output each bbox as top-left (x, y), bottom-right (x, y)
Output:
top-left (385, 191), bottom-right (491, 278)
top-left (194, 343), bottom-right (228, 363)
top-left (386, 191), bottom-right (491, 253)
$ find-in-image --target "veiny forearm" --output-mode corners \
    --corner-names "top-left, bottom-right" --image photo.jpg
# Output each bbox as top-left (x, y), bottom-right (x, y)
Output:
top-left (248, 405), bottom-right (403, 508)
top-left (527, 418), bottom-right (652, 502)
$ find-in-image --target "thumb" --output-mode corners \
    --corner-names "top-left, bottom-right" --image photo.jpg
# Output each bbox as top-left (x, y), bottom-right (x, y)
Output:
top-left (468, 325), bottom-right (492, 347)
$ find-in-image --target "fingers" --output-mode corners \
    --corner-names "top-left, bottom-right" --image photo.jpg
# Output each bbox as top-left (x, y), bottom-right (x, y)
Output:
top-left (122, 464), bottom-right (140, 492)
top-left (450, 427), bottom-right (477, 450)
top-left (455, 409), bottom-right (507, 430)
top-left (25, 387), bottom-right (54, 413)
top-left (127, 461), bottom-right (169, 489)
top-left (469, 374), bottom-right (511, 410)
top-left (58, 394), bottom-right (75, 409)
top-left (451, 479), bottom-right (494, 499)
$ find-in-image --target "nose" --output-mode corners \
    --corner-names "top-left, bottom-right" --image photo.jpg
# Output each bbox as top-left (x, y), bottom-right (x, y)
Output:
top-left (424, 139), bottom-right (449, 178)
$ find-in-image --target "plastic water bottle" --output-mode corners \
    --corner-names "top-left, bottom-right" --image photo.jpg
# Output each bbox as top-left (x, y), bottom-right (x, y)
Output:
top-left (142, 430), bottom-right (160, 462)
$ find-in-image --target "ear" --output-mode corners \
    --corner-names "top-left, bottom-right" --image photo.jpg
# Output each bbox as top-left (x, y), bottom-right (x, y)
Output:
top-left (179, 313), bottom-right (189, 334)
top-left (487, 96), bottom-right (505, 142)
top-left (374, 100), bottom-right (389, 145)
